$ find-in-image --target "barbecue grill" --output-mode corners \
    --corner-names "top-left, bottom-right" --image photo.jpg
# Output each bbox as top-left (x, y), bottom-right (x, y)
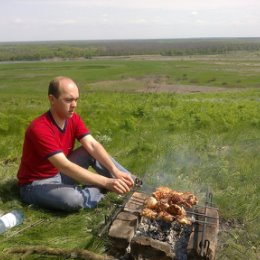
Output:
top-left (100, 184), bottom-right (219, 260)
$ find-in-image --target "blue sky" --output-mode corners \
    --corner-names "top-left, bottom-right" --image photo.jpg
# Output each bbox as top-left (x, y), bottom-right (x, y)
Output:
top-left (1, 0), bottom-right (260, 42)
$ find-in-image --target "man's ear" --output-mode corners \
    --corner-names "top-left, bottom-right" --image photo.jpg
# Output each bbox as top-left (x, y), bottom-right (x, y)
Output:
top-left (48, 94), bottom-right (55, 104)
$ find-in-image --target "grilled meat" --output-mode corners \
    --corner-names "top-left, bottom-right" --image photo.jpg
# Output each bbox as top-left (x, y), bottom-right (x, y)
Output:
top-left (142, 186), bottom-right (198, 225)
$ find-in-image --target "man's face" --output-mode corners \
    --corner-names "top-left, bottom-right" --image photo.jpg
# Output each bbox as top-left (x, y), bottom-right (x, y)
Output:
top-left (50, 79), bottom-right (79, 120)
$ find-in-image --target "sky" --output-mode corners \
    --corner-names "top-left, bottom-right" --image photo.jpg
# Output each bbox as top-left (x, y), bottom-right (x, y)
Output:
top-left (1, 0), bottom-right (260, 42)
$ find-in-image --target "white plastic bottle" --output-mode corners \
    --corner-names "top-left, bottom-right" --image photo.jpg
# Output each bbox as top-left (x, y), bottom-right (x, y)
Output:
top-left (0, 209), bottom-right (24, 234)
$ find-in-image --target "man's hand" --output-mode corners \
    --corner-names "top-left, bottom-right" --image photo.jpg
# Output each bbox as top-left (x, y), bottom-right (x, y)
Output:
top-left (105, 168), bottom-right (134, 194)
top-left (106, 178), bottom-right (132, 194)
top-left (112, 169), bottom-right (134, 188)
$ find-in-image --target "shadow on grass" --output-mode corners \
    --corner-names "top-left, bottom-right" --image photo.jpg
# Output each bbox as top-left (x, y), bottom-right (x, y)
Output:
top-left (0, 178), bottom-right (20, 203)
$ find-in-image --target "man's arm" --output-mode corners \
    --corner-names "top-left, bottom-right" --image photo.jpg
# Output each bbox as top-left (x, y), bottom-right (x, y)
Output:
top-left (80, 134), bottom-right (134, 187)
top-left (48, 153), bottom-right (131, 194)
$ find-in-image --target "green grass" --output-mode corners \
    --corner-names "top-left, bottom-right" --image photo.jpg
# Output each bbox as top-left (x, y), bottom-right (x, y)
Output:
top-left (0, 54), bottom-right (259, 260)
top-left (1, 57), bottom-right (260, 95)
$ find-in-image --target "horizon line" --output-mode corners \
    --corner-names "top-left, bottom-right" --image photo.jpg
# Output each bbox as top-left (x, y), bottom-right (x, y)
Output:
top-left (1, 36), bottom-right (260, 44)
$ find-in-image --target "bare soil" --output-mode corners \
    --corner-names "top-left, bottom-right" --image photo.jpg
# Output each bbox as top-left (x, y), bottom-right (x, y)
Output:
top-left (136, 75), bottom-right (244, 94)
top-left (137, 83), bottom-right (238, 94)
top-left (90, 75), bottom-right (242, 94)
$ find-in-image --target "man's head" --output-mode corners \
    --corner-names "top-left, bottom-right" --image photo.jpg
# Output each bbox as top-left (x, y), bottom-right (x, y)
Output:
top-left (48, 76), bottom-right (79, 120)
top-left (48, 76), bottom-right (78, 98)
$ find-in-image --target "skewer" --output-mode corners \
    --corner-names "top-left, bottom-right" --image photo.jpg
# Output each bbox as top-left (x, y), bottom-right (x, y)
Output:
top-left (193, 204), bottom-right (218, 210)
top-left (191, 219), bottom-right (218, 225)
top-left (186, 210), bottom-right (219, 219)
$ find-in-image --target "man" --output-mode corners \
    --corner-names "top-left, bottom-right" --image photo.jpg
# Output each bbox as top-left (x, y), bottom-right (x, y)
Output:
top-left (17, 76), bottom-right (134, 211)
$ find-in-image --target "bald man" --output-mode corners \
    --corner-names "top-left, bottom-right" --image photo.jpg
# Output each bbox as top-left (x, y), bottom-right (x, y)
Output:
top-left (17, 76), bottom-right (134, 211)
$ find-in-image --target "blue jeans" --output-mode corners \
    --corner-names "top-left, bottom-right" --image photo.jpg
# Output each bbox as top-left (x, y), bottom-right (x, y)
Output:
top-left (19, 147), bottom-right (131, 211)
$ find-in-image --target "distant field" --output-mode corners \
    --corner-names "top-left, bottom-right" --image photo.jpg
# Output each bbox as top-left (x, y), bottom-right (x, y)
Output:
top-left (1, 53), bottom-right (260, 96)
top-left (0, 50), bottom-right (259, 260)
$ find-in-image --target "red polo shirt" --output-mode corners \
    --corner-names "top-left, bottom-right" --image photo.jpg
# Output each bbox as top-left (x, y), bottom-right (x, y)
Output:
top-left (17, 111), bottom-right (89, 186)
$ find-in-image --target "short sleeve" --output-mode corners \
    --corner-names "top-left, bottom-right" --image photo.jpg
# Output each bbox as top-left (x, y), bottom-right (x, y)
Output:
top-left (74, 114), bottom-right (90, 140)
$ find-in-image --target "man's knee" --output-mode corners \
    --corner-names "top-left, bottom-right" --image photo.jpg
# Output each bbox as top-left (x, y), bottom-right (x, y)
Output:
top-left (81, 186), bottom-right (104, 209)
top-left (59, 189), bottom-right (85, 211)
top-left (60, 186), bottom-right (104, 210)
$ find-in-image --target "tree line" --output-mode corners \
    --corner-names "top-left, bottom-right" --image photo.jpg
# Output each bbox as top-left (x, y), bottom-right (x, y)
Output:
top-left (1, 38), bottom-right (260, 61)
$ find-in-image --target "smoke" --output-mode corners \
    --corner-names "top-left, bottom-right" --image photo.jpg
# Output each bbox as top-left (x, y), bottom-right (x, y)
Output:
top-left (140, 144), bottom-right (214, 203)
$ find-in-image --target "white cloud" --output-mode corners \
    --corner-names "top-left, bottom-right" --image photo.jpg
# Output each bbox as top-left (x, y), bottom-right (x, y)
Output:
top-left (13, 18), bottom-right (23, 24)
top-left (196, 19), bottom-right (205, 25)
top-left (132, 18), bottom-right (148, 25)
top-left (53, 19), bottom-right (78, 25)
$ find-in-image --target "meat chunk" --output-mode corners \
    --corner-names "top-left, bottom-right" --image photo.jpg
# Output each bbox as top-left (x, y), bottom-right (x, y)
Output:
top-left (141, 186), bottom-right (198, 225)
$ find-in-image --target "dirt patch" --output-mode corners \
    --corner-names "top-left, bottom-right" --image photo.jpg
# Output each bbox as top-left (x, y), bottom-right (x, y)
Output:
top-left (137, 84), bottom-right (239, 94)
top-left (135, 75), bottom-right (243, 94)
top-left (89, 75), bottom-right (243, 94)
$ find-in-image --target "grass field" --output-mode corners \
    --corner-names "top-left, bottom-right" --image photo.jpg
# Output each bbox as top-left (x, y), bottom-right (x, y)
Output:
top-left (0, 52), bottom-right (259, 260)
